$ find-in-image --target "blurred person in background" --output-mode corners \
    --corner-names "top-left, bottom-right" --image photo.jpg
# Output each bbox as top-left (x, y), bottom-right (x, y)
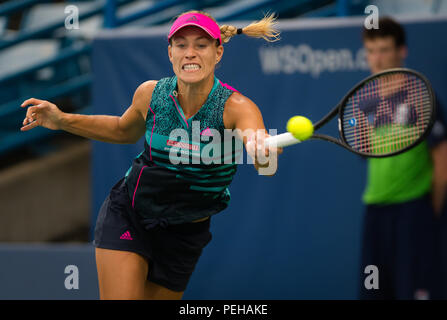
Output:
top-left (359, 16), bottom-right (447, 300)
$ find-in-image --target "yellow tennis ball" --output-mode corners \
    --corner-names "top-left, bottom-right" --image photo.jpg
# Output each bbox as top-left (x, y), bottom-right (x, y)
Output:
top-left (286, 116), bottom-right (314, 141)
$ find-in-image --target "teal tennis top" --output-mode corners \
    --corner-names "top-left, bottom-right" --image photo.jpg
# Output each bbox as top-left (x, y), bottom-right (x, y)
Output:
top-left (124, 76), bottom-right (242, 225)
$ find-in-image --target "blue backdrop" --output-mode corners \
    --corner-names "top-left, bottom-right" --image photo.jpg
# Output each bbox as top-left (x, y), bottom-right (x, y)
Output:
top-left (91, 16), bottom-right (447, 299)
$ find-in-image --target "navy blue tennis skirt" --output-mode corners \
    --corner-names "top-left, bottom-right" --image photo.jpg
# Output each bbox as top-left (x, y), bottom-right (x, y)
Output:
top-left (93, 177), bottom-right (212, 292)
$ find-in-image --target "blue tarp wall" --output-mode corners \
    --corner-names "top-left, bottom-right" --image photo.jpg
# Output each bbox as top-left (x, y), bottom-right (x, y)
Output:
top-left (87, 16), bottom-right (447, 299)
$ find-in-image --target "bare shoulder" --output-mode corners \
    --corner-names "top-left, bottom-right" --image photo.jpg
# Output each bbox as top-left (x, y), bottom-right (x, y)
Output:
top-left (226, 91), bottom-right (254, 106)
top-left (224, 92), bottom-right (262, 129)
top-left (224, 92), bottom-right (260, 116)
top-left (133, 80), bottom-right (158, 102)
top-left (132, 80), bottom-right (158, 119)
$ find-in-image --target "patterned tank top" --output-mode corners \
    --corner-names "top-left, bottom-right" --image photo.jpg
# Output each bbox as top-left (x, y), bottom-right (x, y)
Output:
top-left (124, 75), bottom-right (242, 225)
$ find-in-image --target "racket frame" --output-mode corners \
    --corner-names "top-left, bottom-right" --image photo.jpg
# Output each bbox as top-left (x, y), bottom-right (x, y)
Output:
top-left (310, 68), bottom-right (436, 158)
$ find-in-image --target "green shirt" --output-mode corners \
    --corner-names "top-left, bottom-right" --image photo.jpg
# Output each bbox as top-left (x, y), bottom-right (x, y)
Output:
top-left (362, 141), bottom-right (433, 204)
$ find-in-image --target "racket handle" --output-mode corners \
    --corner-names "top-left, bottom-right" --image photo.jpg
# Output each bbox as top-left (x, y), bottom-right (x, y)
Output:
top-left (265, 132), bottom-right (301, 148)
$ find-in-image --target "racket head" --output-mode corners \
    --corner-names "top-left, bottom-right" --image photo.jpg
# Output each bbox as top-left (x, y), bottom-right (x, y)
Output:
top-left (338, 68), bottom-right (435, 158)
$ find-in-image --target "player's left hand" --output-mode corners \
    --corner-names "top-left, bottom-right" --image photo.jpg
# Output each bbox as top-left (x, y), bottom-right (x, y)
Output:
top-left (246, 132), bottom-right (283, 176)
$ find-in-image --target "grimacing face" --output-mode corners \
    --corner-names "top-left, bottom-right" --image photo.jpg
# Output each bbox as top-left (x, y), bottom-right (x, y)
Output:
top-left (168, 26), bottom-right (223, 85)
top-left (363, 36), bottom-right (407, 74)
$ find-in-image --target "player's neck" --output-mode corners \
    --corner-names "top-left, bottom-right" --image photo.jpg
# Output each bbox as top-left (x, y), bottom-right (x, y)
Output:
top-left (176, 75), bottom-right (214, 119)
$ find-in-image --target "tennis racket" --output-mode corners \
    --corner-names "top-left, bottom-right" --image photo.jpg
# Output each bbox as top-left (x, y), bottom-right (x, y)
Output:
top-left (265, 68), bottom-right (436, 158)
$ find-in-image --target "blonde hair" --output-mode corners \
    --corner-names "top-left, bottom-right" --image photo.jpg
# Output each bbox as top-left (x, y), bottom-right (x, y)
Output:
top-left (178, 10), bottom-right (280, 44)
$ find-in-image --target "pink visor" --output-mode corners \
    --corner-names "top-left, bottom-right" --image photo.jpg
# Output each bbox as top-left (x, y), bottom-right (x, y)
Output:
top-left (168, 13), bottom-right (222, 45)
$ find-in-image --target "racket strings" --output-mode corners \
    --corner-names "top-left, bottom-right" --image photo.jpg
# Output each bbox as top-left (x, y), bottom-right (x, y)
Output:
top-left (342, 72), bottom-right (432, 155)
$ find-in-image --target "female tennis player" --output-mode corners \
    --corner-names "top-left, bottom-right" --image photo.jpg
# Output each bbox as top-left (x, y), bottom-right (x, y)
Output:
top-left (20, 11), bottom-right (281, 300)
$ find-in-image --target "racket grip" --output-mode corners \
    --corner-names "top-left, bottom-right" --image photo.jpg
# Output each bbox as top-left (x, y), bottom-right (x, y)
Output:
top-left (265, 132), bottom-right (301, 148)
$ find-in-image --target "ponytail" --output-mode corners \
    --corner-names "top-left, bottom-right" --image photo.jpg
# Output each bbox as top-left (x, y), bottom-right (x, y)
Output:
top-left (220, 13), bottom-right (280, 44)
top-left (176, 11), bottom-right (281, 45)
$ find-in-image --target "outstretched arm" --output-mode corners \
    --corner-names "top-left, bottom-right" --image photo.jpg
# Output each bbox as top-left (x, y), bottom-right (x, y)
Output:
top-left (223, 92), bottom-right (282, 175)
top-left (20, 80), bottom-right (157, 144)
